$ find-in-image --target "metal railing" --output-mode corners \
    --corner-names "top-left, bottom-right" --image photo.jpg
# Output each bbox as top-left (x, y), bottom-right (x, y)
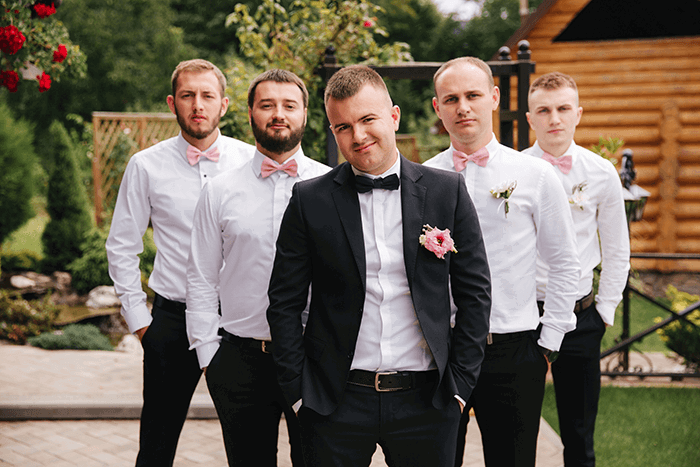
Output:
top-left (601, 252), bottom-right (700, 380)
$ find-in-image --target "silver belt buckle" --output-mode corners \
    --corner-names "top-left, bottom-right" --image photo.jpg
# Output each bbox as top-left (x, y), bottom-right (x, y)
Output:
top-left (261, 341), bottom-right (271, 354)
top-left (374, 371), bottom-right (399, 392)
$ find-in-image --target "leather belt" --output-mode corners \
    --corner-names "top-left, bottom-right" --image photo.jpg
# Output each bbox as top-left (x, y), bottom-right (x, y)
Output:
top-left (486, 330), bottom-right (532, 345)
top-left (153, 293), bottom-right (186, 314)
top-left (536, 290), bottom-right (595, 316)
top-left (347, 369), bottom-right (437, 392)
top-left (219, 329), bottom-right (273, 354)
top-left (574, 291), bottom-right (595, 314)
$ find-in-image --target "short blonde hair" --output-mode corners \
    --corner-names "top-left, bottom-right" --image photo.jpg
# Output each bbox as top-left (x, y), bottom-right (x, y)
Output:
top-left (171, 59), bottom-right (227, 97)
top-left (433, 57), bottom-right (494, 96)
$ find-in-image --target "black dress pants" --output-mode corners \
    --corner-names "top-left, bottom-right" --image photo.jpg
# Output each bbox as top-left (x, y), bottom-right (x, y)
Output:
top-left (551, 302), bottom-right (606, 467)
top-left (455, 330), bottom-right (548, 467)
top-left (299, 375), bottom-right (461, 467)
top-left (136, 297), bottom-right (202, 466)
top-left (205, 333), bottom-right (304, 467)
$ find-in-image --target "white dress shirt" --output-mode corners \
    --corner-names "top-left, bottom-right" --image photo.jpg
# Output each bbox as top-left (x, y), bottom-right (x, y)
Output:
top-left (350, 155), bottom-right (436, 372)
top-left (424, 135), bottom-right (580, 351)
top-left (106, 131), bottom-right (255, 334)
top-left (185, 149), bottom-right (330, 369)
top-left (523, 141), bottom-right (630, 325)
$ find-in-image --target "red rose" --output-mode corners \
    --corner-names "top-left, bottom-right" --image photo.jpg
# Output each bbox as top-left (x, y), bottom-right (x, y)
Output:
top-left (33, 2), bottom-right (56, 18)
top-left (363, 20), bottom-right (373, 27)
top-left (0, 25), bottom-right (26, 55)
top-left (38, 72), bottom-right (51, 92)
top-left (0, 70), bottom-right (20, 92)
top-left (53, 44), bottom-right (68, 63)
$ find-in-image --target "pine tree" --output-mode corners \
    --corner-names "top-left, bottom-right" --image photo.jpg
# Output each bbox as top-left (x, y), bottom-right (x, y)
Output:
top-left (41, 121), bottom-right (92, 272)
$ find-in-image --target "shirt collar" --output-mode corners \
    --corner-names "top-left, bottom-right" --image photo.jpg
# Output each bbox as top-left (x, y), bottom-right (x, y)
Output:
top-left (253, 146), bottom-right (305, 178)
top-left (176, 129), bottom-right (222, 160)
top-left (449, 133), bottom-right (499, 170)
top-left (533, 140), bottom-right (578, 164)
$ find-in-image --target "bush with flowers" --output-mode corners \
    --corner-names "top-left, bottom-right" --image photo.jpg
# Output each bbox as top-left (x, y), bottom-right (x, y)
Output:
top-left (221, 0), bottom-right (411, 161)
top-left (0, 0), bottom-right (85, 93)
top-left (655, 285), bottom-right (700, 372)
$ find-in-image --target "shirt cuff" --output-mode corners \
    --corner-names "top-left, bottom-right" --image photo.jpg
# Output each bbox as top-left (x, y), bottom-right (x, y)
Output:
top-left (193, 339), bottom-right (222, 369)
top-left (292, 399), bottom-right (302, 413)
top-left (537, 324), bottom-right (566, 352)
top-left (454, 394), bottom-right (466, 408)
top-left (595, 299), bottom-right (616, 326)
top-left (122, 302), bottom-right (153, 334)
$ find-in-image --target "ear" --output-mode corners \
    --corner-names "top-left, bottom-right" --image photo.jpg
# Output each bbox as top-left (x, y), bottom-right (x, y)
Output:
top-left (220, 97), bottom-right (230, 117)
top-left (432, 97), bottom-right (441, 119)
top-left (575, 106), bottom-right (583, 126)
top-left (167, 95), bottom-right (176, 115)
top-left (491, 86), bottom-right (501, 110)
top-left (248, 106), bottom-right (253, 126)
top-left (526, 111), bottom-right (533, 129)
top-left (391, 105), bottom-right (401, 131)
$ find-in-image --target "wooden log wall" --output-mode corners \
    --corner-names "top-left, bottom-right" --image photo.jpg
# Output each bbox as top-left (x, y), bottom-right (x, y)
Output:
top-left (509, 0), bottom-right (700, 271)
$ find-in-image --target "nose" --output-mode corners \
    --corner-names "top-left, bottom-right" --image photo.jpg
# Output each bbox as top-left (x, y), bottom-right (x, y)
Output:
top-left (352, 125), bottom-right (367, 143)
top-left (550, 110), bottom-right (561, 124)
top-left (456, 97), bottom-right (469, 116)
top-left (192, 94), bottom-right (204, 111)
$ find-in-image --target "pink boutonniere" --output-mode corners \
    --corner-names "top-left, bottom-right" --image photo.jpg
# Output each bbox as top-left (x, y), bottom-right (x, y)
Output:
top-left (419, 224), bottom-right (458, 259)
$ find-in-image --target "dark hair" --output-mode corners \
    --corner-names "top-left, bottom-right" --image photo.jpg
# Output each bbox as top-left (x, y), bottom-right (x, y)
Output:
top-left (171, 59), bottom-right (226, 97)
top-left (247, 69), bottom-right (309, 109)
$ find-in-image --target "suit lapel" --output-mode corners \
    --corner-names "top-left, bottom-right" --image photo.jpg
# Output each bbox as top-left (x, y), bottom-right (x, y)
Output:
top-left (332, 163), bottom-right (367, 290)
top-left (400, 158), bottom-right (426, 289)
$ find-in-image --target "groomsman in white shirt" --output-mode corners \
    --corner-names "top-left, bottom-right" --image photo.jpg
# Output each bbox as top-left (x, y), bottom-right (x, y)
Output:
top-left (524, 72), bottom-right (630, 467)
top-left (424, 57), bottom-right (580, 467)
top-left (106, 59), bottom-right (255, 466)
top-left (185, 69), bottom-right (330, 466)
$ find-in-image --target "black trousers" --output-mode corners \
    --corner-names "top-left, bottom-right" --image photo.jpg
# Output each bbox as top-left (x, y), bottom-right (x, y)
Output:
top-left (551, 301), bottom-right (606, 467)
top-left (206, 333), bottom-right (304, 467)
top-left (455, 330), bottom-right (548, 467)
top-left (299, 376), bottom-right (461, 467)
top-left (136, 297), bottom-right (202, 467)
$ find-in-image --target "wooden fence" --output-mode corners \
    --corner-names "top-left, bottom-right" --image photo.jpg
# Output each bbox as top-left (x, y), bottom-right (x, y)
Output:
top-left (92, 112), bottom-right (179, 224)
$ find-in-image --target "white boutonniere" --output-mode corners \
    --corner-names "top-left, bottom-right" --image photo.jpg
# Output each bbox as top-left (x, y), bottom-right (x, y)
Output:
top-left (490, 180), bottom-right (517, 218)
top-left (568, 181), bottom-right (588, 211)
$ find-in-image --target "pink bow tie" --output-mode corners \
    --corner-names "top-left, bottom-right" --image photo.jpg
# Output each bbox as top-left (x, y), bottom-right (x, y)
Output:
top-left (541, 152), bottom-right (572, 174)
top-left (453, 147), bottom-right (489, 172)
top-left (186, 145), bottom-right (220, 166)
top-left (261, 157), bottom-right (298, 178)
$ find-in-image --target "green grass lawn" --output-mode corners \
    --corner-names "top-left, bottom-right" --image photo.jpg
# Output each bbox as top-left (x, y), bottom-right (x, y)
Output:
top-left (2, 196), bottom-right (49, 256)
top-left (542, 384), bottom-right (700, 467)
top-left (601, 293), bottom-right (670, 353)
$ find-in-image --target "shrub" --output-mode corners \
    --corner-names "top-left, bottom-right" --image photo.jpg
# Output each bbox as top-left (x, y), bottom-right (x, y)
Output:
top-left (0, 290), bottom-right (60, 344)
top-left (67, 224), bottom-right (156, 295)
top-left (28, 323), bottom-right (113, 351)
top-left (0, 249), bottom-right (43, 272)
top-left (41, 121), bottom-right (93, 272)
top-left (0, 100), bottom-right (38, 250)
top-left (656, 285), bottom-right (700, 371)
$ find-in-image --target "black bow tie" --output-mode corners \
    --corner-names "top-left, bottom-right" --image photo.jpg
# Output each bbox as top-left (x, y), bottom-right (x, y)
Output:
top-left (354, 174), bottom-right (400, 193)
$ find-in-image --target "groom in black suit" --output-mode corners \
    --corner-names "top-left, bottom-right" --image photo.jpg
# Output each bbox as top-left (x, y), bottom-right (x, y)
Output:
top-left (267, 65), bottom-right (492, 467)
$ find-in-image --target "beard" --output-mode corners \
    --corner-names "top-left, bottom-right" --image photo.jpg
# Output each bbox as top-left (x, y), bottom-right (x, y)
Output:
top-left (251, 115), bottom-right (305, 155)
top-left (174, 106), bottom-right (221, 141)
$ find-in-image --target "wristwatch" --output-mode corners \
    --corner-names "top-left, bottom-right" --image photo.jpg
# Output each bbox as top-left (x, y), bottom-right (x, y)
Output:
top-left (539, 345), bottom-right (559, 363)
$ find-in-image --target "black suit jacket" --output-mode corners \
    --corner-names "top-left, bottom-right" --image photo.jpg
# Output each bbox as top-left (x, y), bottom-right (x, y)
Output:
top-left (267, 156), bottom-right (491, 416)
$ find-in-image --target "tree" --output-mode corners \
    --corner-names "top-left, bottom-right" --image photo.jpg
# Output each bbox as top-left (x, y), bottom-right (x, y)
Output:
top-left (41, 120), bottom-right (92, 272)
top-left (0, 100), bottom-right (38, 261)
top-left (221, 0), bottom-right (412, 161)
